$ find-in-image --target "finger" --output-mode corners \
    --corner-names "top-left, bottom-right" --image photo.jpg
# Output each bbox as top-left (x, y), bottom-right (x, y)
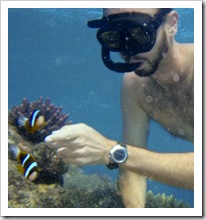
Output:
top-left (45, 140), bottom-right (73, 149)
top-left (56, 147), bottom-right (67, 158)
top-left (44, 129), bottom-right (78, 143)
top-left (56, 147), bottom-right (80, 158)
top-left (44, 133), bottom-right (68, 144)
top-left (56, 147), bottom-right (93, 166)
top-left (44, 131), bottom-right (66, 143)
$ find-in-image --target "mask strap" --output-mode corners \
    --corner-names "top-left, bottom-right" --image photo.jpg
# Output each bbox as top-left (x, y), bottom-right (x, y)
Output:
top-left (152, 8), bottom-right (172, 29)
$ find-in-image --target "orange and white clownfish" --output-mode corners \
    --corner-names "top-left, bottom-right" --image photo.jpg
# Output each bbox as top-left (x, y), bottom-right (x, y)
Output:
top-left (9, 144), bottom-right (39, 181)
top-left (18, 110), bottom-right (46, 134)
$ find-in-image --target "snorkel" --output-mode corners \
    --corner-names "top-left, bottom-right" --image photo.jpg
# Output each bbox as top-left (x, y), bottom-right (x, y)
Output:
top-left (87, 8), bottom-right (172, 75)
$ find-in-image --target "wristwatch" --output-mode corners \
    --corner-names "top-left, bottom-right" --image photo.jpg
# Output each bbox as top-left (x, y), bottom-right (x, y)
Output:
top-left (106, 142), bottom-right (128, 170)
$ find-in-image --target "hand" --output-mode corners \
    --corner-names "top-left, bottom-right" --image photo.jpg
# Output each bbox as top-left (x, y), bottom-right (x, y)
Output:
top-left (45, 123), bottom-right (113, 166)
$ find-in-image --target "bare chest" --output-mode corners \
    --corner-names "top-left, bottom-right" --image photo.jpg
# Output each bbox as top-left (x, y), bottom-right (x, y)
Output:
top-left (139, 82), bottom-right (194, 141)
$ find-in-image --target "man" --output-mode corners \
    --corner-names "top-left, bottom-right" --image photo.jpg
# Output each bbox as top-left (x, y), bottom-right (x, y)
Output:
top-left (45, 8), bottom-right (194, 208)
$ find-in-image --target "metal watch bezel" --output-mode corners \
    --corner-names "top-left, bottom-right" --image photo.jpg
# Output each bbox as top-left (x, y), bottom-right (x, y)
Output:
top-left (109, 143), bottom-right (128, 164)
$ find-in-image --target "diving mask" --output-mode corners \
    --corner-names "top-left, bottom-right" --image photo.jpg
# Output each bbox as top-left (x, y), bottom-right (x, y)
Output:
top-left (88, 8), bottom-right (172, 74)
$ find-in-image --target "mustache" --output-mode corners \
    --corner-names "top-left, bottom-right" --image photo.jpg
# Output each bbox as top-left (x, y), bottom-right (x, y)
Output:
top-left (123, 55), bottom-right (147, 63)
top-left (119, 52), bottom-right (147, 61)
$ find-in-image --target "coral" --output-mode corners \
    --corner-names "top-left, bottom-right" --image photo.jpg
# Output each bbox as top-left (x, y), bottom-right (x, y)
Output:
top-left (8, 125), bottom-right (68, 185)
top-left (8, 115), bottom-right (191, 209)
top-left (8, 158), bottom-right (70, 208)
top-left (62, 165), bottom-right (124, 208)
top-left (32, 142), bottom-right (68, 185)
top-left (145, 191), bottom-right (190, 208)
top-left (8, 157), bottom-right (191, 208)
top-left (9, 97), bottom-right (72, 143)
top-left (8, 158), bottom-right (124, 208)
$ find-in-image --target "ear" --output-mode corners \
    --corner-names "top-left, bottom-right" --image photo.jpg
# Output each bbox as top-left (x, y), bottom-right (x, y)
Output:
top-left (165, 11), bottom-right (178, 37)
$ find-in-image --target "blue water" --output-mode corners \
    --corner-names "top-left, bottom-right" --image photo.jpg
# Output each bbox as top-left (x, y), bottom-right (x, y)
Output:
top-left (8, 8), bottom-right (194, 207)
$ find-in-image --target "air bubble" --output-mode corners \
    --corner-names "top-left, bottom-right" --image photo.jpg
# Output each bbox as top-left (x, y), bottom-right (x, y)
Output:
top-left (55, 57), bottom-right (63, 66)
top-left (117, 191), bottom-right (121, 196)
top-left (178, 129), bottom-right (185, 135)
top-left (162, 52), bottom-right (167, 58)
top-left (173, 73), bottom-right (180, 82)
top-left (145, 95), bottom-right (153, 103)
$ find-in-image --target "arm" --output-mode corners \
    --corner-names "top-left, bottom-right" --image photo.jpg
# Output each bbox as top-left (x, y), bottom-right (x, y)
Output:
top-left (44, 124), bottom-right (194, 195)
top-left (120, 146), bottom-right (194, 190)
top-left (119, 73), bottom-right (193, 195)
top-left (45, 125), bottom-right (194, 190)
top-left (44, 73), bottom-right (194, 205)
top-left (118, 73), bottom-right (150, 207)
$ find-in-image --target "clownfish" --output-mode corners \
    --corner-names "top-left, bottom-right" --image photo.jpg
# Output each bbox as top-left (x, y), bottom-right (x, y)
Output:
top-left (18, 110), bottom-right (46, 134)
top-left (9, 144), bottom-right (39, 181)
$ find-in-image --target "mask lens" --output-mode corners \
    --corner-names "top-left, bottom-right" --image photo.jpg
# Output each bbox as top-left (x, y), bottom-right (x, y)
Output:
top-left (98, 26), bottom-right (154, 54)
top-left (129, 27), bottom-right (151, 44)
top-left (99, 30), bottom-right (121, 50)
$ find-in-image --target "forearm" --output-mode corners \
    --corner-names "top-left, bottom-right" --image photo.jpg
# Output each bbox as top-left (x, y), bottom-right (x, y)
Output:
top-left (118, 169), bottom-right (147, 207)
top-left (120, 145), bottom-right (194, 190)
top-left (45, 123), bottom-right (194, 190)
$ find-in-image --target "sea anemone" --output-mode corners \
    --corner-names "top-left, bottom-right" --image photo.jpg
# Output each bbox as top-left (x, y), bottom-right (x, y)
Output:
top-left (9, 97), bottom-right (72, 143)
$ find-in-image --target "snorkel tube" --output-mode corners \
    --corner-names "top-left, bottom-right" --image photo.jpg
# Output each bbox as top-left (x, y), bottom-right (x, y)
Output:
top-left (102, 47), bottom-right (141, 73)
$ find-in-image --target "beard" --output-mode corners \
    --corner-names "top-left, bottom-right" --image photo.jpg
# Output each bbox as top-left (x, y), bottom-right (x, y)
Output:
top-left (134, 32), bottom-right (169, 77)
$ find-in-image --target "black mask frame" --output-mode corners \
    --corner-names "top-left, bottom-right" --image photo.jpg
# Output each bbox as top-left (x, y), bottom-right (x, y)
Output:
top-left (88, 8), bottom-right (172, 74)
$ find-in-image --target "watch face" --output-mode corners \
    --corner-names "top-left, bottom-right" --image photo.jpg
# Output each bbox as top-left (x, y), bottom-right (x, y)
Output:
top-left (113, 149), bottom-right (126, 162)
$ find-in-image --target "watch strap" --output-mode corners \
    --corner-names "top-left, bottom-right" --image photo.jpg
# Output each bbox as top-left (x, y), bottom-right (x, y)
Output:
top-left (106, 162), bottom-right (119, 170)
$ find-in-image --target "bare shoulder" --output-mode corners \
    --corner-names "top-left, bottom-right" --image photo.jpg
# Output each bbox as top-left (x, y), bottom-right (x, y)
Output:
top-left (122, 72), bottom-right (147, 98)
top-left (121, 72), bottom-right (150, 117)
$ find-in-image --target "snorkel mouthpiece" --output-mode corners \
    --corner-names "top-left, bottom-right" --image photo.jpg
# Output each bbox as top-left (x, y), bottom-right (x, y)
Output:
top-left (102, 47), bottom-right (141, 73)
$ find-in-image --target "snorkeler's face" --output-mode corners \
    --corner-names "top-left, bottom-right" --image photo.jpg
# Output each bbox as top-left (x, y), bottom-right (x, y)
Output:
top-left (122, 27), bottom-right (169, 77)
top-left (88, 8), bottom-right (172, 75)
top-left (108, 22), bottom-right (168, 76)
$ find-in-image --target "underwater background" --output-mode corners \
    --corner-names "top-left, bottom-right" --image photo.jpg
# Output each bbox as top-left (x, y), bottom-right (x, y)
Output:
top-left (8, 8), bottom-right (194, 207)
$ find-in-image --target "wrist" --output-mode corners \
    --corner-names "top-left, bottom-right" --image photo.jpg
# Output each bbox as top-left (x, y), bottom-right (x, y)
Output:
top-left (103, 139), bottom-right (116, 165)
